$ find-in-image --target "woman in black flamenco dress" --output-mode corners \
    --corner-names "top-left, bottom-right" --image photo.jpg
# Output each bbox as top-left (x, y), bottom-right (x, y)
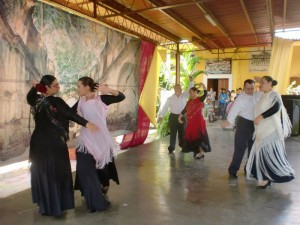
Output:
top-left (27, 75), bottom-right (98, 216)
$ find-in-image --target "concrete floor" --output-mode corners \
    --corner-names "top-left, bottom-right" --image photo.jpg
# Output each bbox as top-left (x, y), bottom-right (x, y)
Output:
top-left (1, 122), bottom-right (300, 225)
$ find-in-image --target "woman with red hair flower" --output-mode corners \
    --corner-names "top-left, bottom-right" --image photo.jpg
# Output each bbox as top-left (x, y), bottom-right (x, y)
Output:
top-left (27, 75), bottom-right (98, 217)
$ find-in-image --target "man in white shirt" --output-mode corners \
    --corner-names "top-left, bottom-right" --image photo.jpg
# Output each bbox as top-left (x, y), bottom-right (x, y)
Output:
top-left (221, 79), bottom-right (261, 178)
top-left (158, 77), bottom-right (194, 153)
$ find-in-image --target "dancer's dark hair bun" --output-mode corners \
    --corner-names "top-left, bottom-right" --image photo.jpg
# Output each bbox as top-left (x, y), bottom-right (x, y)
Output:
top-left (92, 82), bottom-right (99, 91)
top-left (272, 80), bottom-right (278, 87)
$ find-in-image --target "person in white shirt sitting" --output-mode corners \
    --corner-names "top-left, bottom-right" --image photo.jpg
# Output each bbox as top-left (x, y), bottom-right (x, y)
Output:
top-left (204, 99), bottom-right (216, 122)
top-left (158, 76), bottom-right (194, 153)
top-left (207, 87), bottom-right (216, 109)
top-left (221, 79), bottom-right (262, 179)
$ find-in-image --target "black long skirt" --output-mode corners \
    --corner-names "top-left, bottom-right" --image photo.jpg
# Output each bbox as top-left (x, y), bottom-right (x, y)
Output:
top-left (30, 130), bottom-right (74, 216)
top-left (182, 130), bottom-right (211, 156)
top-left (74, 151), bottom-right (119, 212)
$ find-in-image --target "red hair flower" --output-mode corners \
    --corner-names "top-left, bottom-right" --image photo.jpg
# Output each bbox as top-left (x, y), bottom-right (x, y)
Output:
top-left (36, 83), bottom-right (47, 93)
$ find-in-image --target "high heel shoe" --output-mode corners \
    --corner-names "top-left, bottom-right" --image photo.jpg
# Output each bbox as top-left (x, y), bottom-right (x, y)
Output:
top-left (195, 153), bottom-right (205, 159)
top-left (256, 180), bottom-right (272, 189)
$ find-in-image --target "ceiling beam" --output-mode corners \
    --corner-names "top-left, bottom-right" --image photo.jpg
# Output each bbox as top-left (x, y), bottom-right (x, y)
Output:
top-left (196, 3), bottom-right (236, 47)
top-left (45, 0), bottom-right (176, 44)
top-left (239, 0), bottom-right (259, 45)
top-left (100, 0), bottom-right (210, 19)
top-left (191, 37), bottom-right (207, 50)
top-left (283, 0), bottom-right (287, 31)
top-left (201, 42), bottom-right (272, 51)
top-left (73, 0), bottom-right (91, 6)
top-left (266, 0), bottom-right (274, 42)
top-left (147, 0), bottom-right (219, 49)
top-left (97, 0), bottom-right (181, 42)
top-left (224, 32), bottom-right (271, 38)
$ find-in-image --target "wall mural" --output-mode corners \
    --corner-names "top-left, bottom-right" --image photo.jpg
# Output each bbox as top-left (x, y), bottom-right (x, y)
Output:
top-left (205, 58), bottom-right (232, 74)
top-left (0, 0), bottom-right (141, 162)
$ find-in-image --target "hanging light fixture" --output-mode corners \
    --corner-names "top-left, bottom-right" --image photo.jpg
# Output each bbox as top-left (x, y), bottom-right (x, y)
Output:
top-left (204, 13), bottom-right (217, 26)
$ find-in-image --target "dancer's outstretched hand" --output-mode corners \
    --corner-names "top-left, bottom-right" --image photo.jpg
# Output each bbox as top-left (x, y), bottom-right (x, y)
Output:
top-left (30, 80), bottom-right (36, 87)
top-left (178, 114), bottom-right (184, 124)
top-left (97, 83), bottom-right (120, 96)
top-left (221, 120), bottom-right (230, 128)
top-left (86, 122), bottom-right (99, 132)
top-left (199, 82), bottom-right (207, 90)
top-left (97, 83), bottom-right (110, 94)
top-left (254, 115), bottom-right (263, 125)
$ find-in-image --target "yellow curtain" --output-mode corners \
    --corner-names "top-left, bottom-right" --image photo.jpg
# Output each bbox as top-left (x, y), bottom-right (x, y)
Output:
top-left (268, 37), bottom-right (294, 94)
top-left (139, 46), bottom-right (162, 127)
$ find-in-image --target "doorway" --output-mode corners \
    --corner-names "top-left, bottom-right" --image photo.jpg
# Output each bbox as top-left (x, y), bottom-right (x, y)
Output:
top-left (207, 78), bottom-right (229, 97)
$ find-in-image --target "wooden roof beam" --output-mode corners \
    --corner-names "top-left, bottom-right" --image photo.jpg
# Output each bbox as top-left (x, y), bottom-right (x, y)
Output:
top-left (74, 0), bottom-right (91, 6)
top-left (191, 37), bottom-right (208, 50)
top-left (196, 3), bottom-right (236, 47)
top-left (199, 42), bottom-right (272, 51)
top-left (97, 0), bottom-right (181, 42)
top-left (239, 0), bottom-right (259, 45)
top-left (283, 0), bottom-right (287, 31)
top-left (45, 0), bottom-right (177, 43)
top-left (147, 0), bottom-right (219, 49)
top-left (266, 0), bottom-right (274, 42)
top-left (100, 0), bottom-right (210, 18)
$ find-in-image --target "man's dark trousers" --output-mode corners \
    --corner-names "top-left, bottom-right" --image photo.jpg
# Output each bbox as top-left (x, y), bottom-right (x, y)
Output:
top-left (228, 116), bottom-right (254, 175)
top-left (168, 113), bottom-right (184, 152)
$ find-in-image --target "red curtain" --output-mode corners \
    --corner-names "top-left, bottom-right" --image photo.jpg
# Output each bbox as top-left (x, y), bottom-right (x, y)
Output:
top-left (120, 41), bottom-right (155, 149)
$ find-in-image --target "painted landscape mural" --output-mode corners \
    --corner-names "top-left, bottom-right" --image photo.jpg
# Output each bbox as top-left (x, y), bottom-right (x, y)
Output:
top-left (0, 0), bottom-right (141, 162)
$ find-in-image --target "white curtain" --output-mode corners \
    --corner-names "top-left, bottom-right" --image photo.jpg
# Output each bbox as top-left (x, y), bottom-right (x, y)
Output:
top-left (268, 37), bottom-right (294, 94)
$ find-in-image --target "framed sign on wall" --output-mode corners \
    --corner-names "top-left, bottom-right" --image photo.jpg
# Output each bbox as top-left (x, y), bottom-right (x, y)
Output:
top-left (205, 58), bottom-right (232, 74)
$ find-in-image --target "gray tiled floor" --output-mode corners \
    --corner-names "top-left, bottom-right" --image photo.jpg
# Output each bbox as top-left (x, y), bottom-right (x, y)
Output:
top-left (0, 122), bottom-right (299, 225)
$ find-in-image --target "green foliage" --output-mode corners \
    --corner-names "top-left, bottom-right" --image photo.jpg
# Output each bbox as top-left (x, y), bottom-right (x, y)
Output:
top-left (180, 52), bottom-right (206, 90)
top-left (159, 51), bottom-right (206, 91)
top-left (159, 64), bottom-right (174, 91)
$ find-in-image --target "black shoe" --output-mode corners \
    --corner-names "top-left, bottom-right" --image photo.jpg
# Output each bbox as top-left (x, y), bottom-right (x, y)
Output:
top-left (256, 180), bottom-right (272, 189)
top-left (87, 209), bottom-right (96, 213)
top-left (229, 173), bottom-right (238, 179)
top-left (168, 147), bottom-right (175, 154)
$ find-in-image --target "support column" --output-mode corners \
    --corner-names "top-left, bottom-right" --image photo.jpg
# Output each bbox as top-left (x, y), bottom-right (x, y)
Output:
top-left (175, 43), bottom-right (180, 84)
